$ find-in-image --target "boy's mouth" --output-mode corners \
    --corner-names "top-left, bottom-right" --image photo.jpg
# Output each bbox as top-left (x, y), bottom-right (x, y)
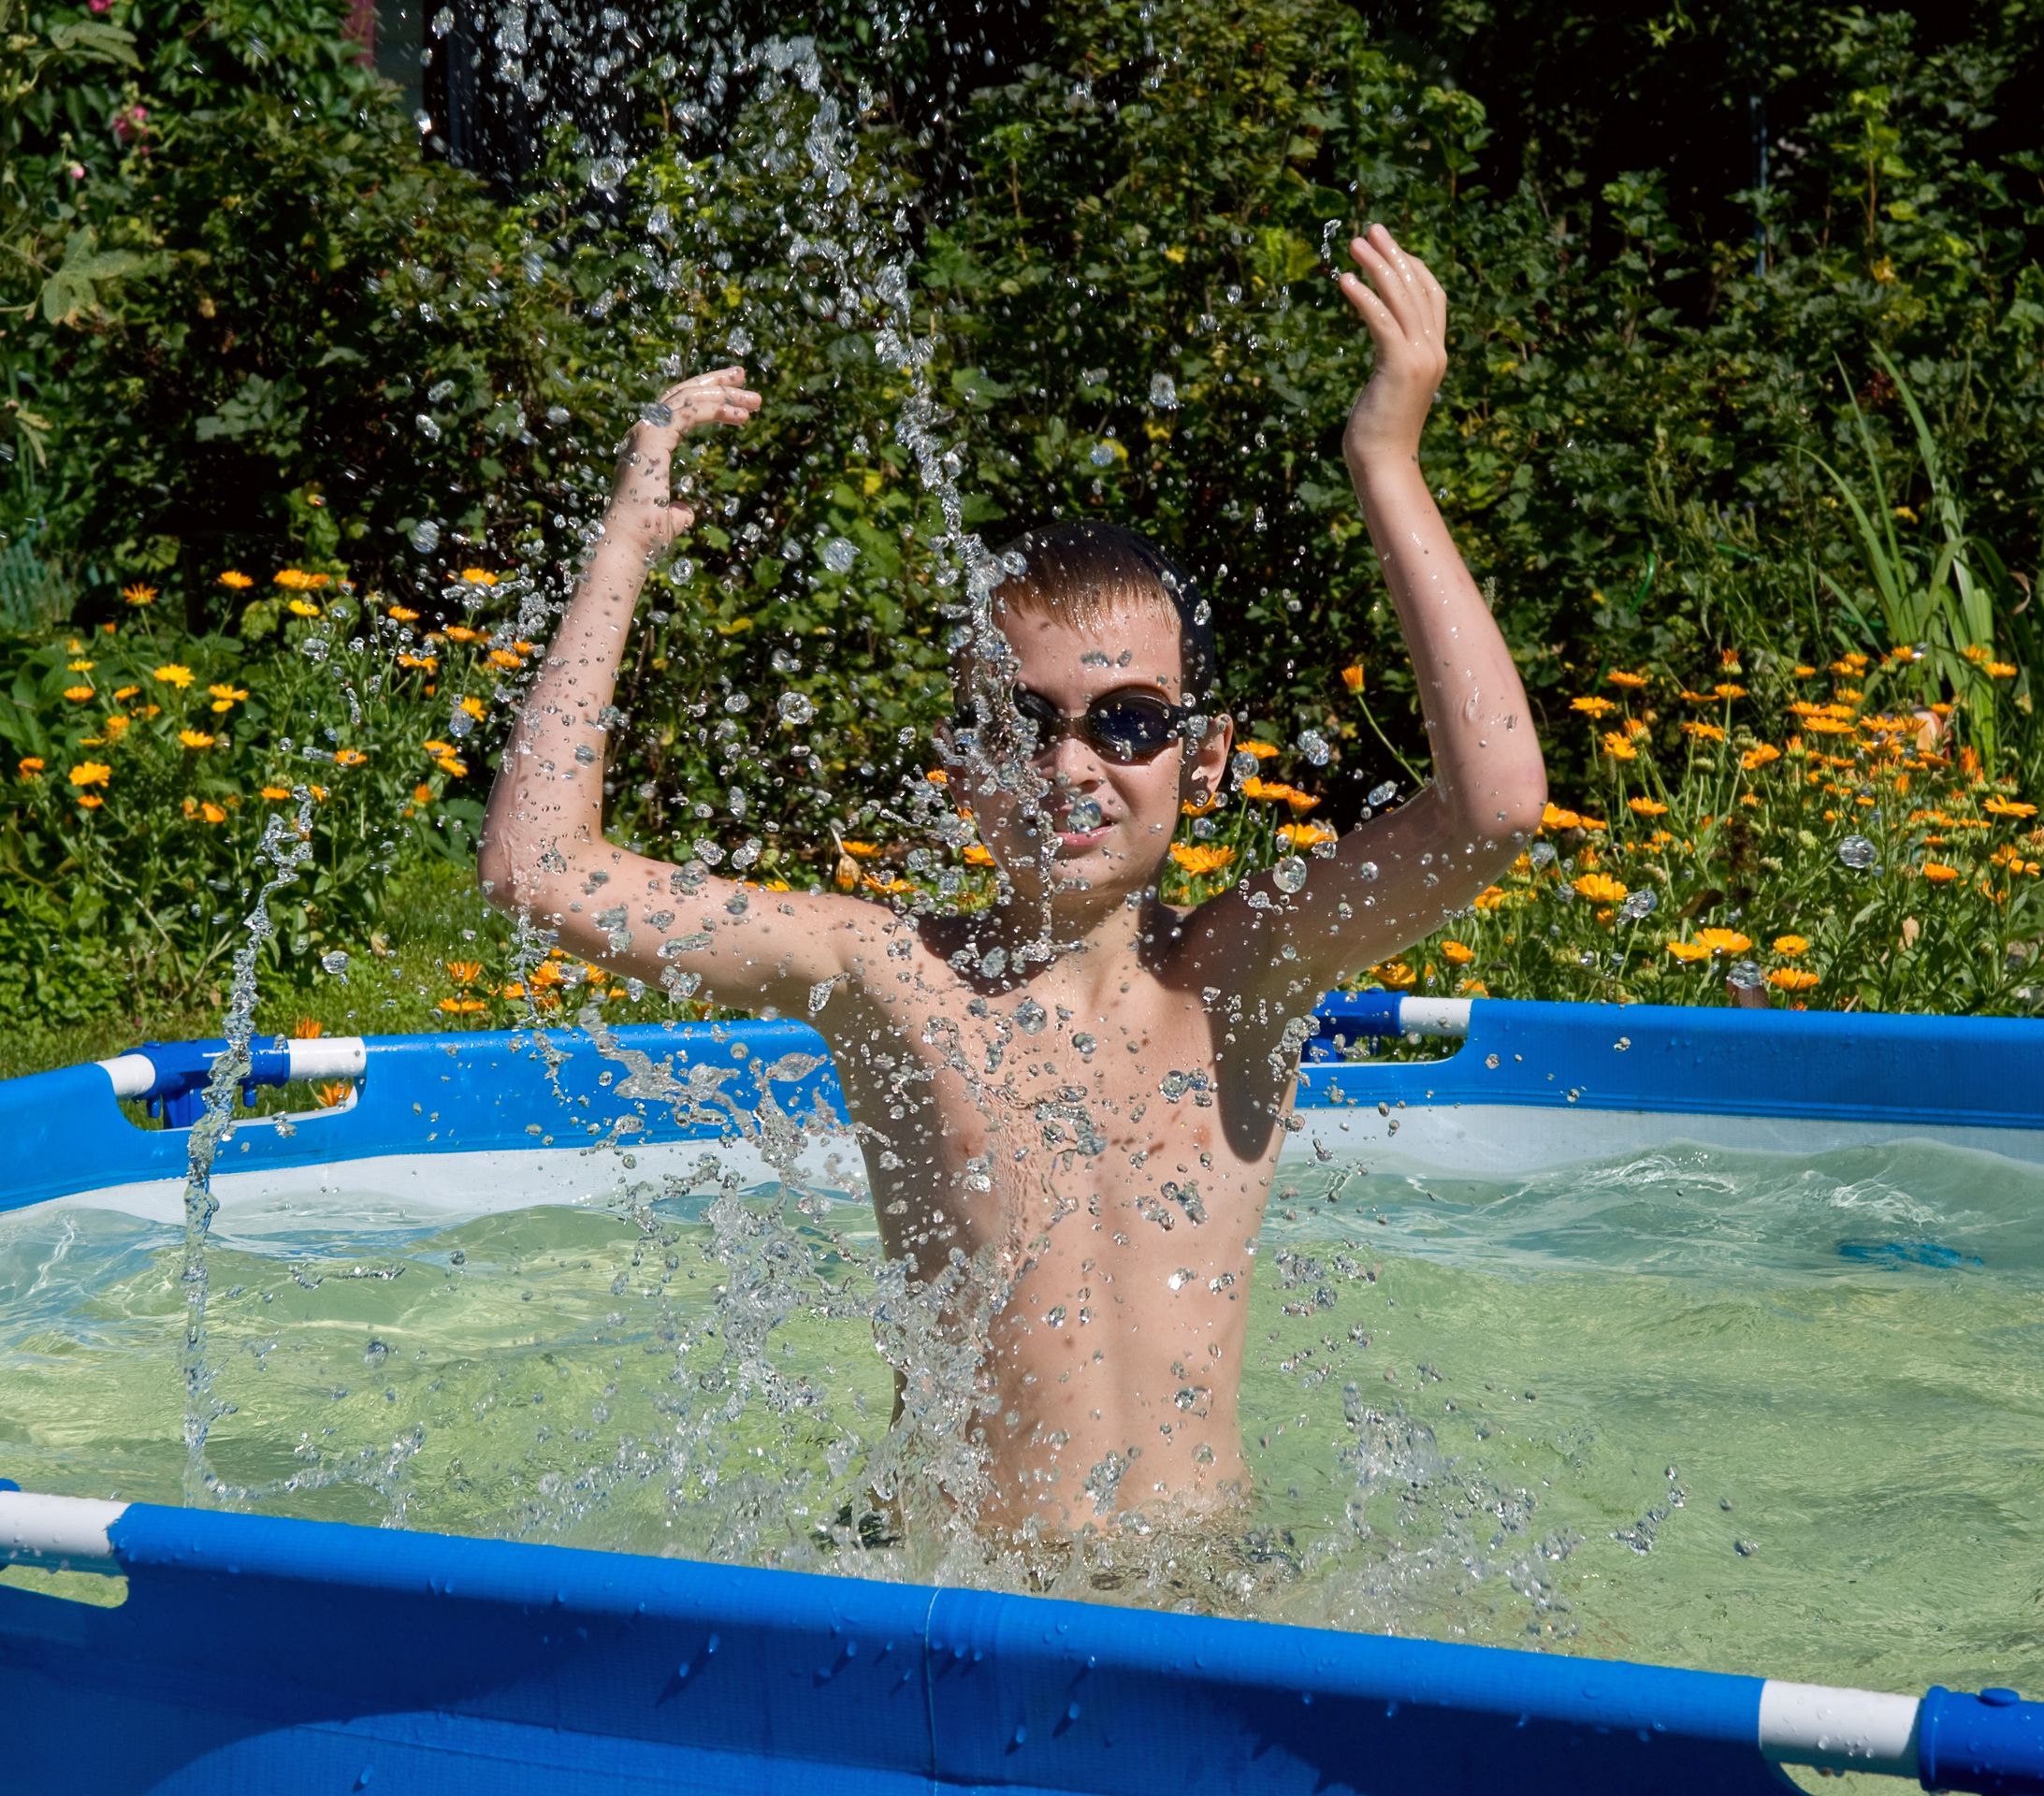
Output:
top-left (1053, 821), bottom-right (1109, 855)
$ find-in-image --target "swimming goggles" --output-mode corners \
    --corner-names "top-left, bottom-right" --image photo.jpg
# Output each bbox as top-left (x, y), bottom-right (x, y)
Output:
top-left (954, 685), bottom-right (1197, 763)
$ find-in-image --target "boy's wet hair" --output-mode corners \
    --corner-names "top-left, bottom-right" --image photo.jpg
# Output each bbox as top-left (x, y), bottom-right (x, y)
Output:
top-left (980, 520), bottom-right (1218, 706)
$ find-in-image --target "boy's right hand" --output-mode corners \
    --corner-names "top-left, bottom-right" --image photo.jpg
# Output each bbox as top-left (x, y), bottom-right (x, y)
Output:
top-left (607, 366), bottom-right (762, 555)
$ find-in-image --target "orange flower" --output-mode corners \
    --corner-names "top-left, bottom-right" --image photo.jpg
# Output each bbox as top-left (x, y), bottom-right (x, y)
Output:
top-left (1239, 775), bottom-right (1293, 803)
top-left (69, 760), bottom-right (112, 788)
top-left (273, 568), bottom-right (332, 591)
top-left (413, 782), bottom-right (433, 804)
top-left (924, 768), bottom-right (949, 787)
top-left (153, 663), bottom-right (194, 688)
top-left (1984, 796), bottom-right (2037, 819)
top-left (442, 625), bottom-right (484, 644)
top-left (1540, 802), bottom-right (1581, 832)
top-left (1741, 744), bottom-right (1781, 772)
top-left (1665, 940), bottom-right (1711, 963)
top-left (1370, 960), bottom-right (1417, 990)
top-left (179, 728), bottom-right (216, 749)
top-left (1471, 885), bottom-right (1507, 909)
top-left (1986, 661), bottom-right (2018, 678)
top-left (1773, 934), bottom-right (1811, 957)
top-left (121, 583), bottom-right (157, 606)
top-left (1682, 720), bottom-right (1726, 743)
top-left (1440, 939), bottom-right (1474, 966)
top-left (260, 785), bottom-right (293, 802)
top-left (386, 604), bottom-right (421, 623)
top-left (1340, 664), bottom-right (1365, 693)
top-left (1606, 670), bottom-right (1648, 689)
top-left (1921, 862), bottom-right (1960, 884)
top-left (458, 568), bottom-right (500, 586)
top-left (1570, 695), bottom-right (1616, 717)
top-left (313, 1080), bottom-right (353, 1108)
top-left (333, 748), bottom-right (368, 768)
top-left (397, 653), bottom-right (439, 672)
top-left (77, 794), bottom-right (104, 809)
top-left (1169, 843), bottom-right (1236, 876)
top-left (1628, 796), bottom-right (1668, 818)
top-left (196, 800), bottom-right (227, 824)
top-left (63, 684), bottom-right (94, 702)
top-left (1278, 820), bottom-right (1337, 849)
top-left (208, 683), bottom-right (249, 711)
top-left (293, 1017), bottom-right (324, 1038)
top-left (458, 695), bottom-right (487, 721)
top-left (217, 570), bottom-right (254, 589)
top-left (286, 598), bottom-right (322, 618)
top-left (1695, 927), bottom-right (1752, 954)
top-left (1573, 872), bottom-right (1629, 905)
top-left (1767, 968), bottom-right (1820, 992)
top-left (436, 755), bottom-right (468, 777)
top-left (962, 844), bottom-right (995, 867)
top-left (1714, 682), bottom-right (1747, 700)
top-left (487, 648), bottom-right (524, 672)
top-left (445, 960), bottom-right (484, 986)
top-left (1601, 730), bottom-right (1638, 761)
top-left (437, 996), bottom-right (488, 1016)
top-left (18, 756), bottom-right (45, 777)
top-left (1239, 740), bottom-right (1281, 760)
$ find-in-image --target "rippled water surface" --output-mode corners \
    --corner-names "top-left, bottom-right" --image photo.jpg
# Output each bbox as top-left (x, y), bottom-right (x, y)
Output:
top-left (5, 1137), bottom-right (2040, 1730)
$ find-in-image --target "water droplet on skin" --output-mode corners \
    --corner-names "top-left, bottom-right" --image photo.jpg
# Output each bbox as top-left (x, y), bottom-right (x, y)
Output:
top-left (320, 950), bottom-right (350, 977)
top-left (1014, 998), bottom-right (1047, 1035)
top-left (820, 537), bottom-right (857, 574)
top-left (365, 1339), bottom-right (387, 1367)
top-left (409, 520), bottom-right (441, 554)
top-left (1272, 855), bottom-right (1308, 893)
top-left (1072, 1032), bottom-right (1096, 1059)
top-left (1044, 1305), bottom-right (1066, 1327)
top-left (1148, 373), bottom-right (1178, 410)
top-left (1368, 779), bottom-right (1398, 807)
top-left (777, 692), bottom-right (815, 725)
top-left (1167, 1268), bottom-right (1192, 1291)
top-left (1837, 834), bottom-right (1878, 871)
top-left (639, 400), bottom-right (674, 427)
top-left (1355, 861), bottom-right (1379, 882)
top-left (979, 947), bottom-right (1008, 978)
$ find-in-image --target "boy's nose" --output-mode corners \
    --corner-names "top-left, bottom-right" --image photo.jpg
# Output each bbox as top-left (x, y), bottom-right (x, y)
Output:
top-left (1036, 731), bottom-right (1103, 782)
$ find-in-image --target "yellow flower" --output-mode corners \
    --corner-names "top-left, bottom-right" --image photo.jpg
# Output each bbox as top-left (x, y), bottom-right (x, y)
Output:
top-left (1696, 927), bottom-right (1752, 954)
top-left (179, 728), bottom-right (216, 749)
top-left (397, 653), bottom-right (439, 672)
top-left (486, 647), bottom-right (523, 672)
top-left (1169, 843), bottom-right (1237, 876)
top-left (1921, 862), bottom-right (1960, 884)
top-left (103, 715), bottom-right (130, 737)
top-left (1239, 740), bottom-right (1281, 760)
top-left (287, 599), bottom-right (322, 618)
top-left (435, 755), bottom-right (468, 777)
top-left (1278, 820), bottom-right (1337, 849)
top-left (839, 839), bottom-right (881, 859)
top-left (1601, 730), bottom-right (1637, 761)
top-left (1984, 796), bottom-right (2037, 818)
top-left (1573, 872), bottom-right (1629, 904)
top-left (1682, 720), bottom-right (1726, 743)
top-left (113, 685), bottom-right (140, 702)
top-left (1341, 664), bottom-right (1365, 693)
top-left (121, 583), bottom-right (157, 607)
top-left (1665, 940), bottom-right (1711, 963)
top-left (68, 760), bottom-right (112, 788)
top-left (1440, 939), bottom-right (1474, 966)
top-left (1471, 885), bottom-right (1507, 909)
top-left (1239, 775), bottom-right (1294, 803)
top-left (19, 756), bottom-right (47, 777)
top-left (153, 663), bottom-right (194, 688)
top-left (273, 568), bottom-right (332, 590)
top-left (77, 793), bottom-right (104, 809)
top-left (196, 800), bottom-right (228, 824)
top-left (443, 625), bottom-right (484, 644)
top-left (1371, 960), bottom-right (1417, 990)
top-left (1987, 661), bottom-right (2019, 679)
top-left (458, 695), bottom-right (487, 721)
top-left (67, 658), bottom-right (94, 674)
top-left (1163, 245), bottom-right (1187, 264)
top-left (1606, 669), bottom-right (1649, 689)
top-left (1773, 934), bottom-right (1811, 957)
top-left (1768, 967), bottom-right (1820, 992)
top-left (333, 747), bottom-right (368, 768)
top-left (260, 785), bottom-right (293, 801)
top-left (437, 996), bottom-right (489, 1016)
top-left (1571, 695), bottom-right (1616, 717)
top-left (208, 684), bottom-right (249, 712)
top-left (63, 685), bottom-right (94, 702)
top-left (1629, 796), bottom-right (1669, 817)
top-left (1791, 665), bottom-right (1817, 678)
top-left (458, 568), bottom-right (501, 586)
top-left (1540, 802), bottom-right (1581, 831)
top-left (217, 570), bottom-right (254, 589)
top-left (386, 604), bottom-right (422, 623)
top-left (1741, 744), bottom-right (1782, 771)
top-left (1714, 682), bottom-right (1747, 700)
top-left (313, 1080), bottom-right (353, 1108)
top-left (962, 844), bottom-right (995, 867)
top-left (445, 960), bottom-right (484, 985)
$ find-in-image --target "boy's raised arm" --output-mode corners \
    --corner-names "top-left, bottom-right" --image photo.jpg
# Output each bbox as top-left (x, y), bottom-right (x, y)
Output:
top-left (1194, 225), bottom-right (1547, 1011)
top-left (477, 369), bottom-right (880, 1017)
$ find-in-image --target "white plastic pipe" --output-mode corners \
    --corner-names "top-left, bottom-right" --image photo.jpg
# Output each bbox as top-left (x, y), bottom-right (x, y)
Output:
top-left (96, 1039), bottom-right (367, 1101)
top-left (1395, 997), bottom-right (1473, 1039)
top-left (0, 1491), bottom-right (126, 1570)
top-left (1758, 1678), bottom-right (1920, 1775)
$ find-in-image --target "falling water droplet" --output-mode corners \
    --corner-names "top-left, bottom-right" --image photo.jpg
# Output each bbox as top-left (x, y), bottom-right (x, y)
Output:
top-left (589, 155), bottom-right (628, 195)
top-left (409, 520), bottom-right (441, 554)
top-left (1065, 795), bottom-right (1103, 831)
top-left (639, 399), bottom-right (674, 427)
top-left (820, 537), bottom-right (857, 574)
top-left (1014, 998), bottom-right (1047, 1035)
top-left (446, 706), bottom-right (474, 738)
top-left (1617, 888), bottom-right (1658, 922)
top-left (1272, 855), bottom-right (1308, 893)
top-left (1368, 779), bottom-right (1398, 807)
top-left (320, 950), bottom-right (350, 978)
top-left (777, 692), bottom-right (815, 725)
top-left (1088, 441), bottom-right (1118, 467)
top-left (1148, 373), bottom-right (1179, 410)
top-left (1297, 729), bottom-right (1330, 766)
top-left (1726, 959), bottom-right (1765, 991)
top-left (413, 414), bottom-right (442, 442)
top-left (1837, 834), bottom-right (1877, 871)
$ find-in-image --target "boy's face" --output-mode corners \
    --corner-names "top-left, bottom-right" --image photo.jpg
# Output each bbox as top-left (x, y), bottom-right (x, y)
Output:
top-left (954, 601), bottom-right (1231, 908)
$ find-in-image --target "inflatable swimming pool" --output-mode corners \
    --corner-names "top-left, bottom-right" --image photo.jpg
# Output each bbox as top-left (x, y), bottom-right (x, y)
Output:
top-left (4, 995), bottom-right (2041, 1793)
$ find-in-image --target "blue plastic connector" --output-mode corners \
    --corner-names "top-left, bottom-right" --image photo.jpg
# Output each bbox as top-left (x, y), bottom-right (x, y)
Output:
top-left (1918, 1686), bottom-right (2044, 1795)
top-left (1302, 992), bottom-right (1401, 1060)
top-left (130, 1039), bottom-right (295, 1126)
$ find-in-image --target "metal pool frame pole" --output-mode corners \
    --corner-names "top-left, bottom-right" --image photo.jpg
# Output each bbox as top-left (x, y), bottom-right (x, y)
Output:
top-left (2, 1491), bottom-right (2038, 1796)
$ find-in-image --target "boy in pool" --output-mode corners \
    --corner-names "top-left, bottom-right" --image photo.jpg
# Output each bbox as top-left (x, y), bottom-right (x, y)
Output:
top-left (479, 224), bottom-right (1546, 1537)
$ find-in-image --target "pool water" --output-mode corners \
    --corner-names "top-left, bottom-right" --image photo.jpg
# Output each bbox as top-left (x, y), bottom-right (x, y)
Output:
top-left (4, 1137), bottom-right (2040, 1736)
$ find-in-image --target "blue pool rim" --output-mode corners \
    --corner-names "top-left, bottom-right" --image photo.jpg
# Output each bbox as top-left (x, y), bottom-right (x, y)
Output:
top-left (7, 995), bottom-right (2044, 1212)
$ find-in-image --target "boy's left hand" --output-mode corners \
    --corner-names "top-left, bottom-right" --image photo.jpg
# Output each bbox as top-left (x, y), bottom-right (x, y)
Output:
top-left (1337, 224), bottom-right (1447, 471)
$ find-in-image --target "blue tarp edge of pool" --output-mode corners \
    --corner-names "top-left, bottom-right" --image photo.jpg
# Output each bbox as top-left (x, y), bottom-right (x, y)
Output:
top-left (0, 1492), bottom-right (2036, 1795)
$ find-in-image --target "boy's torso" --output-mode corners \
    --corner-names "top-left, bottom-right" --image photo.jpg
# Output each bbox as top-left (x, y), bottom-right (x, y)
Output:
top-left (820, 905), bottom-right (1301, 1531)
